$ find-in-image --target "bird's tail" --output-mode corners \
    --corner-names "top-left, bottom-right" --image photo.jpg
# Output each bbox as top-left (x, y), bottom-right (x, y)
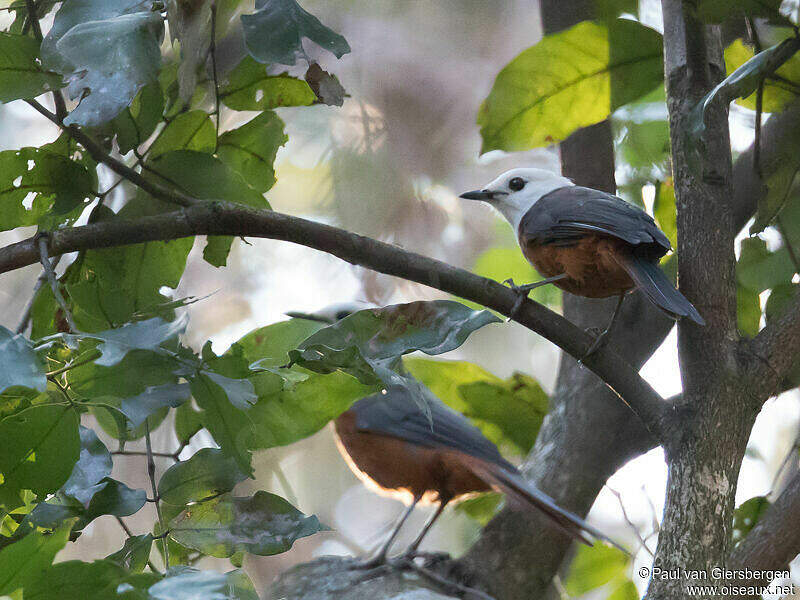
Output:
top-left (467, 458), bottom-right (625, 552)
top-left (616, 253), bottom-right (705, 325)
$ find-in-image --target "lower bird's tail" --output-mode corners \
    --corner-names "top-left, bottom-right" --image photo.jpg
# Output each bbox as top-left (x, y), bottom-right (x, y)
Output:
top-left (467, 458), bottom-right (625, 552)
top-left (616, 253), bottom-right (705, 325)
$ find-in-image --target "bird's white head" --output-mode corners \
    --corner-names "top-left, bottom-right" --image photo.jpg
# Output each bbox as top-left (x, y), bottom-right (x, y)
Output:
top-left (459, 168), bottom-right (573, 231)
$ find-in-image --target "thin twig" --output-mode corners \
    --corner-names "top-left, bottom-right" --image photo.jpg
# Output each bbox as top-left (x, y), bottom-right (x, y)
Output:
top-left (145, 418), bottom-right (170, 569)
top-left (23, 0), bottom-right (68, 121)
top-left (38, 234), bottom-right (78, 332)
top-left (210, 1), bottom-right (221, 147)
top-left (16, 255), bottom-right (61, 334)
top-left (46, 349), bottom-right (101, 377)
top-left (606, 485), bottom-right (655, 557)
top-left (113, 450), bottom-right (181, 461)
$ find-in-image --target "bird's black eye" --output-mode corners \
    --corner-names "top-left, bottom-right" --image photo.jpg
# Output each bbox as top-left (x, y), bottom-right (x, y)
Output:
top-left (508, 177), bottom-right (526, 191)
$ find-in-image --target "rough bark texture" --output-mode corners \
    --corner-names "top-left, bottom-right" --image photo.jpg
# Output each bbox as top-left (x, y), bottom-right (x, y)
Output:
top-left (646, 3), bottom-right (756, 599)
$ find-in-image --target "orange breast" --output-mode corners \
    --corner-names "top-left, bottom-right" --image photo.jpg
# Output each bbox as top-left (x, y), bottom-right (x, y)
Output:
top-left (520, 234), bottom-right (635, 298)
top-left (333, 411), bottom-right (491, 505)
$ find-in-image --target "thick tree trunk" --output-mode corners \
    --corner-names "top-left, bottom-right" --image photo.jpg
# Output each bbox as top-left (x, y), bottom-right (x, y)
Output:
top-left (646, 3), bottom-right (755, 598)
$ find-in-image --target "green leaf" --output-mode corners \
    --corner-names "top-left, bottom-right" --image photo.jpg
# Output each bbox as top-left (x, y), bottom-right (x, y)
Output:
top-left (737, 237), bottom-right (795, 292)
top-left (564, 544), bottom-right (631, 595)
top-left (219, 56), bottom-right (316, 110)
top-left (174, 400), bottom-right (203, 445)
top-left (242, 0), bottom-right (351, 66)
top-left (765, 283), bottom-right (797, 321)
top-left (145, 150), bottom-right (269, 267)
top-left (29, 478), bottom-right (146, 532)
top-left (0, 33), bottom-right (63, 102)
top-left (106, 534), bottom-right (153, 573)
top-left (148, 111), bottom-right (216, 159)
top-left (119, 383), bottom-right (191, 429)
top-left (0, 147), bottom-right (95, 233)
top-left (724, 39), bottom-right (800, 113)
top-left (0, 523), bottom-right (72, 596)
top-left (405, 359), bottom-right (548, 456)
top-left (478, 19), bottom-right (663, 152)
top-left (732, 495), bottom-right (770, 545)
top-left (42, 4), bottom-right (164, 126)
top-left (0, 327), bottom-right (46, 394)
top-left (158, 448), bottom-right (247, 505)
top-left (24, 559), bottom-right (128, 600)
top-left (169, 491), bottom-right (327, 557)
top-left (288, 301), bottom-right (501, 406)
top-left (689, 38), bottom-right (800, 146)
top-left (454, 492), bottom-right (503, 526)
top-left (608, 580), bottom-right (640, 600)
top-left (217, 111), bottom-right (287, 193)
top-left (190, 373), bottom-right (255, 477)
top-left (0, 405), bottom-right (80, 503)
top-left (62, 426), bottom-right (112, 504)
top-left (304, 62), bottom-right (347, 106)
top-left (595, 0), bottom-right (638, 19)
top-left (110, 83), bottom-right (165, 154)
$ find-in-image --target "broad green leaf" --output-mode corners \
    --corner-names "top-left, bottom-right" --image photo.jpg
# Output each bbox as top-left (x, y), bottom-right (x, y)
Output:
top-left (250, 370), bottom-right (374, 449)
top-left (148, 110), bottom-right (216, 159)
top-left (737, 237), bottom-right (795, 292)
top-left (29, 478), bottom-right (146, 531)
top-left (0, 327), bottom-right (46, 394)
top-left (765, 283), bottom-right (797, 321)
top-left (174, 400), bottom-right (203, 445)
top-left (169, 491), bottom-right (327, 557)
top-left (242, 0), bottom-right (351, 66)
top-left (42, 4), bottom-right (164, 126)
top-left (225, 570), bottom-right (259, 600)
top-left (689, 38), bottom-right (800, 145)
top-left (0, 405), bottom-right (80, 502)
top-left (725, 39), bottom-right (800, 113)
top-left (238, 318), bottom-right (325, 370)
top-left (219, 56), bottom-right (316, 110)
top-left (62, 426), bottom-right (112, 504)
top-left (405, 359), bottom-right (548, 456)
top-left (0, 523), bottom-right (72, 596)
top-left (91, 397), bottom-right (170, 442)
top-left (288, 301), bottom-right (501, 406)
top-left (106, 534), bottom-right (153, 573)
top-left (564, 544), bottom-right (631, 595)
top-left (148, 568), bottom-right (228, 600)
top-left (615, 112), bottom-right (671, 175)
top-left (478, 19), bottom-right (663, 152)
top-left (0, 147), bottom-right (95, 232)
top-left (190, 373), bottom-right (255, 477)
top-left (454, 492), bottom-right (503, 526)
top-left (110, 83), bottom-right (165, 154)
top-left (158, 448), bottom-right (247, 505)
top-left (68, 350), bottom-right (182, 401)
top-left (200, 342), bottom-right (257, 410)
top-left (0, 33), bottom-right (63, 102)
top-left (732, 496), bottom-right (770, 545)
top-left (119, 383), bottom-right (191, 429)
top-left (24, 559), bottom-right (128, 600)
top-left (304, 62), bottom-right (347, 106)
top-left (218, 111), bottom-right (287, 193)
top-left (145, 150), bottom-right (269, 267)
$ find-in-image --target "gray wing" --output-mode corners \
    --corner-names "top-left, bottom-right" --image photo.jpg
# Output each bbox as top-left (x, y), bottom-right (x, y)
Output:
top-left (520, 186), bottom-right (671, 255)
top-left (351, 388), bottom-right (516, 473)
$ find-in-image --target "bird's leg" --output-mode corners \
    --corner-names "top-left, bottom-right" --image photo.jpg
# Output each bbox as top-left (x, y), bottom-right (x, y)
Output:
top-left (351, 497), bottom-right (419, 569)
top-left (400, 499), bottom-right (449, 559)
top-left (504, 273), bottom-right (568, 319)
top-left (583, 294), bottom-right (625, 359)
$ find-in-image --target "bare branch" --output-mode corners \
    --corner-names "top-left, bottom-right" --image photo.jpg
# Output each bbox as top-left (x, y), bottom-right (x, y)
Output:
top-left (0, 200), bottom-right (672, 441)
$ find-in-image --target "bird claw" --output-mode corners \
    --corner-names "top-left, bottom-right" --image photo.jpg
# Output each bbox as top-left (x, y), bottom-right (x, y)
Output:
top-left (504, 278), bottom-right (530, 321)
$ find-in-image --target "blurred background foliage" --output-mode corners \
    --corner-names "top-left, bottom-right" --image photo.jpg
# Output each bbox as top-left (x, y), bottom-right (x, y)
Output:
top-left (0, 0), bottom-right (799, 598)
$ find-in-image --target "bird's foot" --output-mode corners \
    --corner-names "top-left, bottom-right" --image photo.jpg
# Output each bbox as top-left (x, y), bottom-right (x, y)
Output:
top-left (398, 550), bottom-right (450, 565)
top-left (347, 554), bottom-right (390, 571)
top-left (503, 278), bottom-right (534, 320)
top-left (579, 326), bottom-right (611, 363)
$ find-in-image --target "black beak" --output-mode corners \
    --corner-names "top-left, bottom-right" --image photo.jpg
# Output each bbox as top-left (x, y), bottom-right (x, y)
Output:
top-left (459, 189), bottom-right (497, 201)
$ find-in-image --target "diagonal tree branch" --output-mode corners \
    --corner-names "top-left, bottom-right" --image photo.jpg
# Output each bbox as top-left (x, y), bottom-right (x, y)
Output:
top-left (0, 200), bottom-right (672, 440)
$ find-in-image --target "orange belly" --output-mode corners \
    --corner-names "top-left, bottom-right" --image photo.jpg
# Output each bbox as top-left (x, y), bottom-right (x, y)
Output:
top-left (333, 411), bottom-right (491, 504)
top-left (521, 234), bottom-right (634, 298)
